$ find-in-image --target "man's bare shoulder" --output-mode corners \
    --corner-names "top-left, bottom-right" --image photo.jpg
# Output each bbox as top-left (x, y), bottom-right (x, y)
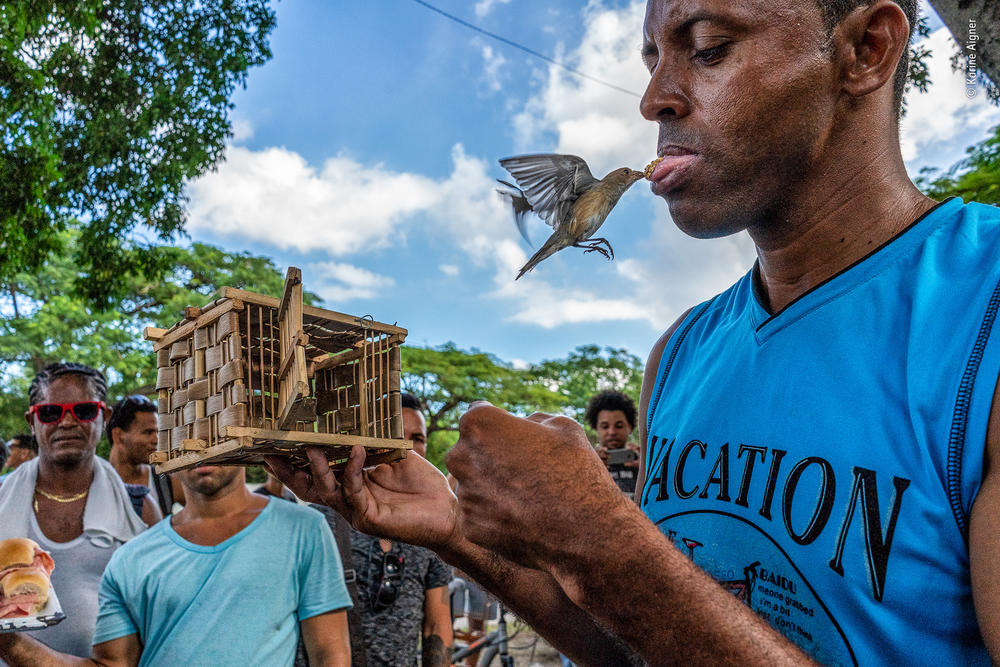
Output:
top-left (969, 372), bottom-right (1000, 660)
top-left (644, 308), bottom-right (694, 389)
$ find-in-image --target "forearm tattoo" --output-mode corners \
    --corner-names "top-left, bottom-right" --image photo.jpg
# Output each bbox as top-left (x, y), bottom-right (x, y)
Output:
top-left (422, 634), bottom-right (448, 667)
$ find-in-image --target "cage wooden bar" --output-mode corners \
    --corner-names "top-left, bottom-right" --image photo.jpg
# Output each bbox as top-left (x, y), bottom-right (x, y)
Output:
top-left (145, 267), bottom-right (411, 474)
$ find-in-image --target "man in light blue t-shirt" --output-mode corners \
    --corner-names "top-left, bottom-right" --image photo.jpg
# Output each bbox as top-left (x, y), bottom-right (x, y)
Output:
top-left (0, 464), bottom-right (352, 666)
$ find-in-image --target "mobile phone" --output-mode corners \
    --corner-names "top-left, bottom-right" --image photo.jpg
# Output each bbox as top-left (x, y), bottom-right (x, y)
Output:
top-left (607, 447), bottom-right (638, 466)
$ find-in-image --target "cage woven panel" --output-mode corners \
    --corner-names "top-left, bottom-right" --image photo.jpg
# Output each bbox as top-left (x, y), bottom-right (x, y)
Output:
top-left (147, 268), bottom-right (410, 474)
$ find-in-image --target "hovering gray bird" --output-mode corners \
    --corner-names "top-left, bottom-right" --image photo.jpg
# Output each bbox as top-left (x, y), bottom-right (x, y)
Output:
top-left (497, 154), bottom-right (646, 279)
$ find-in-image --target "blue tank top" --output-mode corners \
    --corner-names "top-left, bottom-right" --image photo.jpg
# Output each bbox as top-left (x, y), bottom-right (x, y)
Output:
top-left (641, 198), bottom-right (1000, 666)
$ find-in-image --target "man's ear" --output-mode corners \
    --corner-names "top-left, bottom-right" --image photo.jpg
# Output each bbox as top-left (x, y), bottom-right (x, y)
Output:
top-left (834, 0), bottom-right (910, 98)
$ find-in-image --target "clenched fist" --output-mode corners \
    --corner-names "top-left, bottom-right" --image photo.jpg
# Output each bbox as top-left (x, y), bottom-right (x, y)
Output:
top-left (446, 403), bottom-right (631, 571)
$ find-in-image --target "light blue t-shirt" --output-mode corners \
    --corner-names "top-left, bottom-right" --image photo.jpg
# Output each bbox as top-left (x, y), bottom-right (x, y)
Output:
top-left (642, 198), bottom-right (1000, 665)
top-left (93, 497), bottom-right (351, 666)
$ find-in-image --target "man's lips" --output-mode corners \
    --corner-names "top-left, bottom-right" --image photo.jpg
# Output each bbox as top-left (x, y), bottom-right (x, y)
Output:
top-left (649, 147), bottom-right (699, 195)
top-left (50, 433), bottom-right (84, 445)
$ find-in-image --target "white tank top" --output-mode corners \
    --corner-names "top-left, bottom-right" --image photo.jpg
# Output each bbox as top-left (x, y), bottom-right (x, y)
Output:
top-left (22, 508), bottom-right (124, 657)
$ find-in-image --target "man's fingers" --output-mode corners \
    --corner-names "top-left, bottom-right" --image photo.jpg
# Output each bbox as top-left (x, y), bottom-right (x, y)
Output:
top-left (340, 446), bottom-right (369, 510)
top-left (264, 455), bottom-right (314, 499)
top-left (305, 447), bottom-right (340, 502)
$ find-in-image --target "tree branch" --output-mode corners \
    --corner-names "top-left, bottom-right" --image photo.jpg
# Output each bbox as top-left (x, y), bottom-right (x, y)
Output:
top-left (7, 285), bottom-right (19, 319)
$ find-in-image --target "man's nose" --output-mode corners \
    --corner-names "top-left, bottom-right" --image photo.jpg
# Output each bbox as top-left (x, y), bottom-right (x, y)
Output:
top-left (58, 408), bottom-right (81, 426)
top-left (640, 63), bottom-right (690, 121)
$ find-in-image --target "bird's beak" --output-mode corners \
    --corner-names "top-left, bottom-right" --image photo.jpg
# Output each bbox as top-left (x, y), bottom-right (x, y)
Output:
top-left (631, 170), bottom-right (646, 183)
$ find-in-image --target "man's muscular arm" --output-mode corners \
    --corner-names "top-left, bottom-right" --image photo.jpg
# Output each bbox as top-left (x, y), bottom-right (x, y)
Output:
top-left (141, 494), bottom-right (162, 526)
top-left (434, 542), bottom-right (638, 665)
top-left (421, 585), bottom-right (452, 667)
top-left (969, 372), bottom-right (1000, 661)
top-left (0, 630), bottom-right (141, 667)
top-left (446, 313), bottom-right (814, 665)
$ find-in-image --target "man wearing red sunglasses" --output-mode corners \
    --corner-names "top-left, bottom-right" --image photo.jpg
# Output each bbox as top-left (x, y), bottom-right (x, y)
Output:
top-left (0, 362), bottom-right (158, 659)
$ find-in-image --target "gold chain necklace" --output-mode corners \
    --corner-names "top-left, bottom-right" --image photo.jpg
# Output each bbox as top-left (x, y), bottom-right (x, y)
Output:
top-left (34, 487), bottom-right (88, 513)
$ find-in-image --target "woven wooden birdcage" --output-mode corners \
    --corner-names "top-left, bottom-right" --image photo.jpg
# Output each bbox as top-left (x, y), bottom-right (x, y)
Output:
top-left (144, 268), bottom-right (411, 473)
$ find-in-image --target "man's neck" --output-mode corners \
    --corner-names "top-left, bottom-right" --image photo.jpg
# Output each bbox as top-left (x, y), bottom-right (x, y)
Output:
top-left (748, 128), bottom-right (936, 314)
top-left (182, 481), bottom-right (258, 520)
top-left (36, 454), bottom-right (93, 494)
top-left (108, 446), bottom-right (148, 484)
top-left (171, 481), bottom-right (267, 546)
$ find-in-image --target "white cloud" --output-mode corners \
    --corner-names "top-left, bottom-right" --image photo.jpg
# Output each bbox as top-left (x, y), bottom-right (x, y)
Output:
top-left (187, 146), bottom-right (440, 254)
top-left (231, 118), bottom-right (254, 143)
top-left (613, 213), bottom-right (757, 330)
top-left (309, 260), bottom-right (395, 302)
top-left (186, 141), bottom-right (530, 297)
top-left (900, 26), bottom-right (1000, 164)
top-left (474, 0), bottom-right (510, 19)
top-left (439, 264), bottom-right (460, 277)
top-left (479, 44), bottom-right (507, 92)
top-left (501, 282), bottom-right (651, 328)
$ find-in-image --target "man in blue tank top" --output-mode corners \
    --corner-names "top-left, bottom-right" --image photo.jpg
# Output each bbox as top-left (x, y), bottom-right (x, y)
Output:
top-left (269, 1), bottom-right (1000, 664)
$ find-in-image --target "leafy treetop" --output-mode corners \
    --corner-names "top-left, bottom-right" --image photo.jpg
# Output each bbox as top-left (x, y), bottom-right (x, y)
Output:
top-left (0, 0), bottom-right (276, 309)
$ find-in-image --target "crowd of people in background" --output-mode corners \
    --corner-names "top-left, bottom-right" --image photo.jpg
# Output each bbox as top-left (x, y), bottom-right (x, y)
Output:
top-left (0, 434), bottom-right (37, 479)
top-left (0, 360), bottom-right (636, 666)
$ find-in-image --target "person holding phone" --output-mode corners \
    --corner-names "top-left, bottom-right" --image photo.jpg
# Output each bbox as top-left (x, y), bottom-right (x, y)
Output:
top-left (587, 391), bottom-right (640, 495)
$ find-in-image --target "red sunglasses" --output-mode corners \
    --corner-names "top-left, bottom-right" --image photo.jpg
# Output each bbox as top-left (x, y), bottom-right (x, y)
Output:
top-left (29, 401), bottom-right (107, 424)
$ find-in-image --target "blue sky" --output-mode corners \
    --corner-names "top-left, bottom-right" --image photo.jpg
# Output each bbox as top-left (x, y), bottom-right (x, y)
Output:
top-left (182, 0), bottom-right (1000, 367)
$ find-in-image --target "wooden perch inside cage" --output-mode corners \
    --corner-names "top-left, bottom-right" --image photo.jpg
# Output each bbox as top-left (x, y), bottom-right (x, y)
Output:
top-left (144, 267), bottom-right (411, 474)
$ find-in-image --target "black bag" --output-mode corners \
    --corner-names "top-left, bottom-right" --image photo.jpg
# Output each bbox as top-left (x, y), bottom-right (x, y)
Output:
top-left (153, 472), bottom-right (174, 516)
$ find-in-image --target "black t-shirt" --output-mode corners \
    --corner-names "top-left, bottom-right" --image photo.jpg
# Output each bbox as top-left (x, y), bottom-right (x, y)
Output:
top-left (350, 529), bottom-right (452, 665)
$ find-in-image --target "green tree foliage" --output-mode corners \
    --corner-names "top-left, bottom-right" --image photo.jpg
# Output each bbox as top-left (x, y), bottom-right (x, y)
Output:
top-left (916, 124), bottom-right (1000, 205)
top-left (904, 16), bottom-right (933, 103)
top-left (0, 225), bottom-right (316, 438)
top-left (528, 345), bottom-right (644, 445)
top-left (401, 343), bottom-right (644, 469)
top-left (0, 0), bottom-right (276, 309)
top-left (401, 343), bottom-right (567, 466)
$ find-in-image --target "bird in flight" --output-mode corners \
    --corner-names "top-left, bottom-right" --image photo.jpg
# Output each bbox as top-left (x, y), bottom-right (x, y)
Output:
top-left (496, 154), bottom-right (651, 279)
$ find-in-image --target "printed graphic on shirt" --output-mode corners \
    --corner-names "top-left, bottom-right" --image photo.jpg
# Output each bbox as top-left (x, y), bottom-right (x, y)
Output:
top-left (657, 512), bottom-right (855, 666)
top-left (642, 436), bottom-right (913, 667)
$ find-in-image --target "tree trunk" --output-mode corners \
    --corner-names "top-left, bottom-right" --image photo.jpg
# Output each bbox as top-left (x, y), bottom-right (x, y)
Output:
top-left (928, 0), bottom-right (1000, 90)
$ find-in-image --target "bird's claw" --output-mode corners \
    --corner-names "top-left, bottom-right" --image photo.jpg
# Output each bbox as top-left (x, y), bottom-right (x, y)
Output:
top-left (582, 245), bottom-right (611, 260)
top-left (577, 238), bottom-right (615, 261)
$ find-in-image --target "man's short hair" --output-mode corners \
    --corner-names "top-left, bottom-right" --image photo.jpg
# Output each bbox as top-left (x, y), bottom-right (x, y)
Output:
top-left (8, 434), bottom-right (37, 453)
top-left (585, 391), bottom-right (637, 431)
top-left (400, 392), bottom-right (421, 413)
top-left (106, 395), bottom-right (157, 447)
top-left (816, 0), bottom-right (918, 114)
top-left (28, 362), bottom-right (108, 406)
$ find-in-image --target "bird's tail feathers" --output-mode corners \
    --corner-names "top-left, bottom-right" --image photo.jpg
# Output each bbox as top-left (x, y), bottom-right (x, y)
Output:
top-left (516, 233), bottom-right (567, 280)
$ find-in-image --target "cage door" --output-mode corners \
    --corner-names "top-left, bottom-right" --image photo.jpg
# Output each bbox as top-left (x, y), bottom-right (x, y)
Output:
top-left (276, 267), bottom-right (315, 429)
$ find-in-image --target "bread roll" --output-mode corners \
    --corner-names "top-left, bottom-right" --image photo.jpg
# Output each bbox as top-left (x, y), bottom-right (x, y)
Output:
top-left (0, 538), bottom-right (38, 570)
top-left (0, 568), bottom-right (50, 616)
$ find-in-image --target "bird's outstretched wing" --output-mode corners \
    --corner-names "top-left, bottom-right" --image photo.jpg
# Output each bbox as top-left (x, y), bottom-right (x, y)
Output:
top-left (498, 154), bottom-right (598, 230)
top-left (496, 179), bottom-right (533, 244)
